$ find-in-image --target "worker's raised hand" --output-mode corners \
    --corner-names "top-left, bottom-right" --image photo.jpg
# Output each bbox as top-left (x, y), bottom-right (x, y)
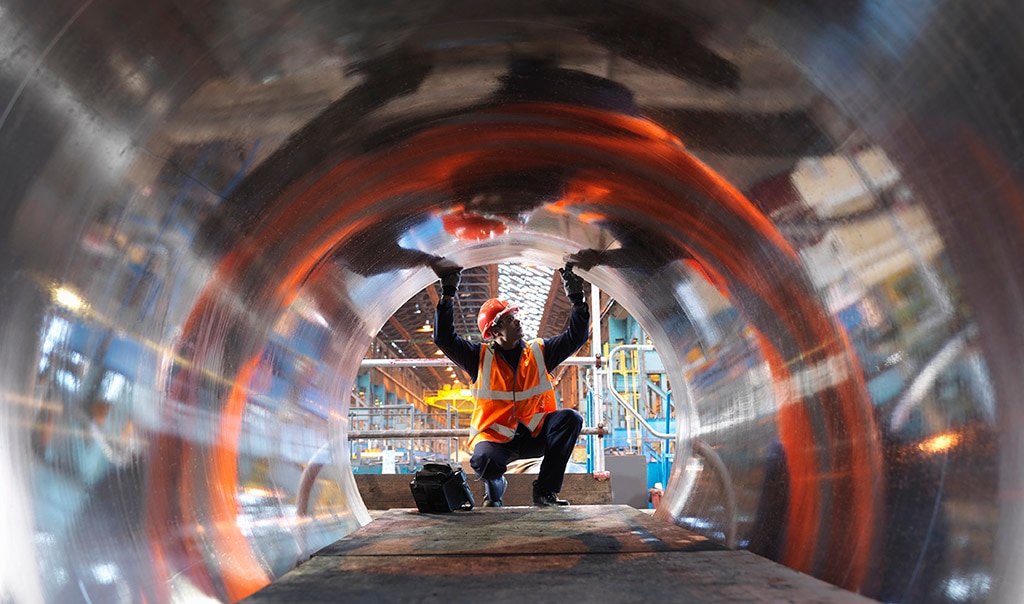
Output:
top-left (440, 269), bottom-right (462, 296)
top-left (559, 264), bottom-right (587, 304)
top-left (565, 248), bottom-right (608, 271)
top-left (431, 259), bottom-right (463, 296)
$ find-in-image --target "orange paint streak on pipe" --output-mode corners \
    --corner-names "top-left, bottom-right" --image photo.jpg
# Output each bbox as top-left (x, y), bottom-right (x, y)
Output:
top-left (144, 435), bottom-right (196, 603)
top-left (825, 328), bottom-right (882, 589)
top-left (680, 248), bottom-right (833, 575)
top-left (147, 293), bottom-right (271, 599)
top-left (178, 447), bottom-right (219, 594)
top-left (146, 356), bottom-right (219, 600)
top-left (210, 356), bottom-right (273, 601)
top-left (758, 334), bottom-right (821, 573)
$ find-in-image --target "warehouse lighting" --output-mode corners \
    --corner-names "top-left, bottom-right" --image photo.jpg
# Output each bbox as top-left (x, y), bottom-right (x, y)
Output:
top-left (53, 286), bottom-right (86, 311)
top-left (918, 432), bottom-right (960, 454)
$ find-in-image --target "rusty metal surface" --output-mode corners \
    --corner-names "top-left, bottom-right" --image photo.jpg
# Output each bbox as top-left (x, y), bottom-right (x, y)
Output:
top-left (244, 506), bottom-right (872, 603)
top-left (318, 505), bottom-right (713, 556)
top-left (246, 550), bottom-right (877, 604)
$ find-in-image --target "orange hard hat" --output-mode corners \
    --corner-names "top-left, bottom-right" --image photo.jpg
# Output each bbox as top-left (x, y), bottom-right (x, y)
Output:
top-left (477, 298), bottom-right (519, 338)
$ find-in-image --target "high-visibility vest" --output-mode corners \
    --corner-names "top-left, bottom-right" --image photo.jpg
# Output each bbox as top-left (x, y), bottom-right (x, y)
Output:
top-left (469, 339), bottom-right (556, 448)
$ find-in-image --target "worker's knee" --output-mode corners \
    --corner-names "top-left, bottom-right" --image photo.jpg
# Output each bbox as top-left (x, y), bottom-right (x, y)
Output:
top-left (470, 445), bottom-right (507, 480)
top-left (548, 408), bottom-right (583, 432)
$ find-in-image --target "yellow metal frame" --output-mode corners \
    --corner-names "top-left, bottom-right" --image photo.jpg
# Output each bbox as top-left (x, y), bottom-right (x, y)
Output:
top-left (607, 342), bottom-right (642, 453)
top-left (424, 385), bottom-right (475, 414)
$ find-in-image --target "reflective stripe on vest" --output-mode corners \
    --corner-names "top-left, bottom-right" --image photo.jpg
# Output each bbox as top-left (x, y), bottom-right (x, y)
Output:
top-left (469, 423), bottom-right (516, 441)
top-left (523, 408), bottom-right (546, 432)
top-left (472, 340), bottom-right (553, 401)
top-left (469, 339), bottom-right (555, 446)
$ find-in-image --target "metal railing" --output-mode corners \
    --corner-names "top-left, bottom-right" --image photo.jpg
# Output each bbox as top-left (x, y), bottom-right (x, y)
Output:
top-left (359, 356), bottom-right (602, 368)
top-left (603, 344), bottom-right (736, 547)
top-left (348, 426), bottom-right (608, 439)
top-left (604, 344), bottom-right (671, 439)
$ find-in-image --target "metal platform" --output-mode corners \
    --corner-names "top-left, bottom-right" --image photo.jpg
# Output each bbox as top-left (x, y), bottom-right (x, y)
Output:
top-left (243, 505), bottom-right (874, 603)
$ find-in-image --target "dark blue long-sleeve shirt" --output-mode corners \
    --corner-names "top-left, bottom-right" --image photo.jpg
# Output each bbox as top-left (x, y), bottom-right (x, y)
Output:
top-left (433, 299), bottom-right (591, 383)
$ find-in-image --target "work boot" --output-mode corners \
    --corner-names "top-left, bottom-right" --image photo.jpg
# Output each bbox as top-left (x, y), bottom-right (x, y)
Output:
top-left (532, 480), bottom-right (569, 507)
top-left (483, 476), bottom-right (506, 507)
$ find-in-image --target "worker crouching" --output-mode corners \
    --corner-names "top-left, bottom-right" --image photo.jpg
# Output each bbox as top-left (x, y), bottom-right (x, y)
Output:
top-left (432, 262), bottom-right (591, 507)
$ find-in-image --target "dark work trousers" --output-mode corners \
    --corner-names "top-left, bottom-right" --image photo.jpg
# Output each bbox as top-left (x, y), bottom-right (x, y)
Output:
top-left (470, 409), bottom-right (583, 501)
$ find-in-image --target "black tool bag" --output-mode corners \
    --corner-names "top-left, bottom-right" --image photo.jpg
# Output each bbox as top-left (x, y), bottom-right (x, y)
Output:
top-left (409, 461), bottom-right (475, 513)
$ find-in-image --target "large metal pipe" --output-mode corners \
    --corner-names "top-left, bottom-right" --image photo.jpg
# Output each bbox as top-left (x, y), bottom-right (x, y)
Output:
top-left (1, 1), bottom-right (1020, 602)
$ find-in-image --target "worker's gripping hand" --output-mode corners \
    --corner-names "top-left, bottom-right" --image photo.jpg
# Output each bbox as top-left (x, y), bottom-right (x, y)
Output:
top-left (432, 261), bottom-right (463, 297)
top-left (440, 269), bottom-right (462, 296)
top-left (564, 249), bottom-right (603, 271)
top-left (559, 264), bottom-right (587, 304)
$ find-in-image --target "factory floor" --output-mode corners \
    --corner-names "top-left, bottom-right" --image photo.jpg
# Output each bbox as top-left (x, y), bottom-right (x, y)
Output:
top-left (243, 505), bottom-right (874, 603)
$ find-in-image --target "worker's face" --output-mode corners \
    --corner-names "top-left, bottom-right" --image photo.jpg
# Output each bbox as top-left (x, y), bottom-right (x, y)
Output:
top-left (491, 312), bottom-right (522, 345)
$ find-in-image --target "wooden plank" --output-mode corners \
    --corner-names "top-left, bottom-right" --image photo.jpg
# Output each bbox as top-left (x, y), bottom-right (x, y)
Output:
top-left (355, 472), bottom-right (613, 509)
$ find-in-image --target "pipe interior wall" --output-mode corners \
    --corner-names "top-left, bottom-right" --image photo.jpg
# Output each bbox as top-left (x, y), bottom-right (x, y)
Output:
top-left (1, 1), bottom-right (1021, 602)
